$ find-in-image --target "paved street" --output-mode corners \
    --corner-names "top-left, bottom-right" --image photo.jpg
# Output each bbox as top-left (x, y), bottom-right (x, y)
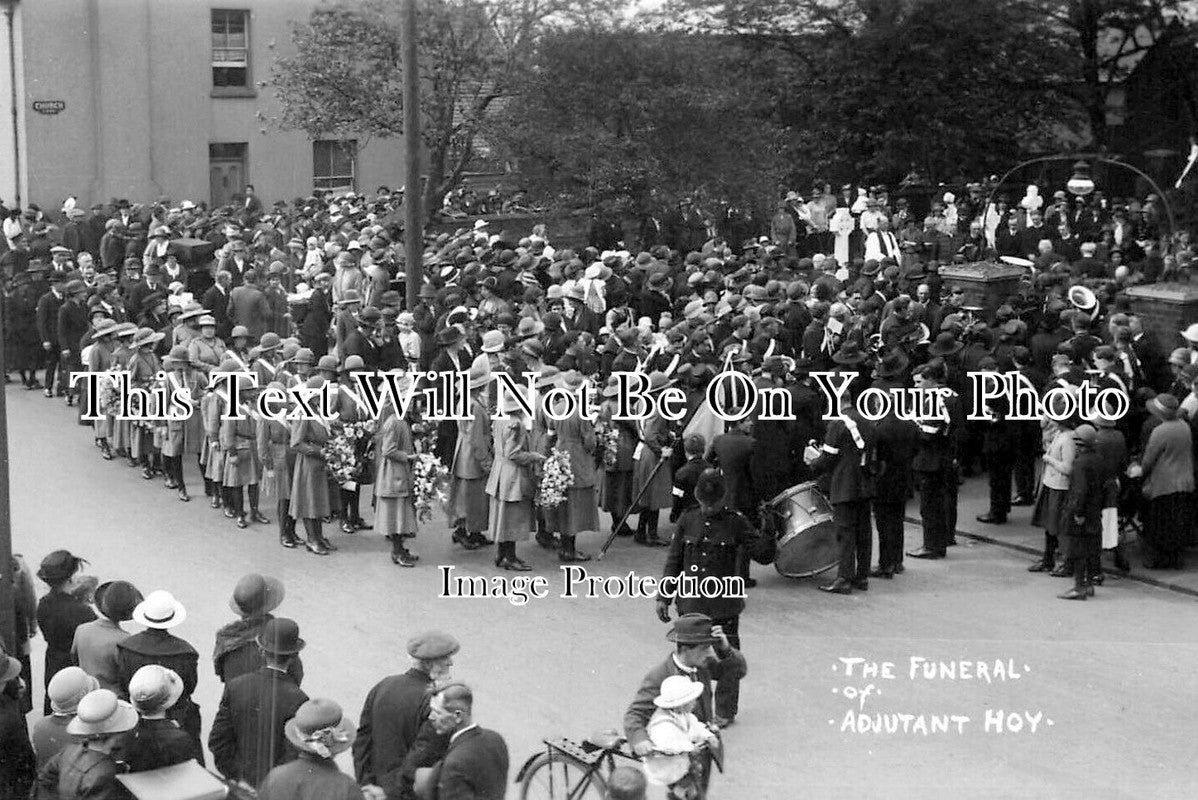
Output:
top-left (7, 385), bottom-right (1198, 799)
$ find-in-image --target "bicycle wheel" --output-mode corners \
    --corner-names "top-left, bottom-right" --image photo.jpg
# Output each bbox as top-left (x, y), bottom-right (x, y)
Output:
top-left (520, 750), bottom-right (609, 800)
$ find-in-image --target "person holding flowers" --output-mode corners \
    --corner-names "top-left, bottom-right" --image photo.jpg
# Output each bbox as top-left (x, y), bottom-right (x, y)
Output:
top-left (374, 375), bottom-right (419, 567)
top-left (128, 325), bottom-right (166, 480)
top-left (553, 370), bottom-right (598, 563)
top-left (487, 387), bottom-right (545, 571)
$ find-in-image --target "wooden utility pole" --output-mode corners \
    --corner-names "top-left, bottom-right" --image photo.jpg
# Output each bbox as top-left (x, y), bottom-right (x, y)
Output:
top-left (401, 0), bottom-right (422, 309)
top-left (0, 290), bottom-right (15, 655)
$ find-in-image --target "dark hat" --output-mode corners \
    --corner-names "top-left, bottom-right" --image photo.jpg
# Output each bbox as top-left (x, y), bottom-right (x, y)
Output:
top-left (831, 341), bottom-right (868, 365)
top-left (256, 617), bottom-right (306, 655)
top-left (230, 573), bottom-right (285, 617)
top-left (37, 550), bottom-right (85, 585)
top-left (927, 332), bottom-right (964, 356)
top-left (358, 306), bottom-right (382, 324)
top-left (874, 349), bottom-right (909, 379)
top-left (140, 291), bottom-right (167, 312)
top-left (96, 580), bottom-right (142, 623)
top-left (64, 279), bottom-right (87, 295)
top-left (436, 327), bottom-right (464, 347)
top-left (667, 613), bottom-right (718, 645)
top-left (694, 469), bottom-right (727, 505)
top-left (407, 631), bottom-right (461, 660)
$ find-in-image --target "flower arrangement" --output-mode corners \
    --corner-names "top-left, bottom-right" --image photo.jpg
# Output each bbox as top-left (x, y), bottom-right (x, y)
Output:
top-left (594, 421), bottom-right (619, 470)
top-left (411, 452), bottom-right (450, 523)
top-left (322, 420), bottom-right (377, 487)
top-left (536, 447), bottom-right (574, 508)
top-left (97, 372), bottom-right (122, 417)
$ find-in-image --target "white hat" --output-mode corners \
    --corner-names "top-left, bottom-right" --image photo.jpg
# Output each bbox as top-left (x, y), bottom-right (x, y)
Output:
top-left (132, 590), bottom-right (187, 630)
top-left (1182, 323), bottom-right (1198, 344)
top-left (67, 690), bottom-right (139, 737)
top-left (654, 675), bottom-right (704, 709)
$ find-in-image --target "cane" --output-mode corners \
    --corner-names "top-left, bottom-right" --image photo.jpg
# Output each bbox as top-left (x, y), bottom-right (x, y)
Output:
top-left (597, 456), bottom-right (668, 560)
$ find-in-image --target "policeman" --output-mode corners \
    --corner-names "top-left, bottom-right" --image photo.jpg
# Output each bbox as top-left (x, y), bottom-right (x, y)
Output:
top-left (805, 381), bottom-right (878, 593)
top-left (657, 469), bottom-right (774, 727)
top-left (907, 360), bottom-right (964, 559)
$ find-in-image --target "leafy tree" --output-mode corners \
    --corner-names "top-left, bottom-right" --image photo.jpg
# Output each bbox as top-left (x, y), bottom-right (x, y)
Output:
top-left (493, 28), bottom-right (788, 218)
top-left (265, 0), bottom-right (615, 220)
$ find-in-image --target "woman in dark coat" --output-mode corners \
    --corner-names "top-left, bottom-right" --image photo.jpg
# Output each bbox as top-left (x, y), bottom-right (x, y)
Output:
top-left (553, 371), bottom-right (599, 563)
top-left (0, 655), bottom-right (36, 800)
top-left (597, 375), bottom-right (638, 537)
top-left (125, 665), bottom-right (202, 772)
top-left (35, 551), bottom-right (97, 717)
top-left (1137, 393), bottom-right (1195, 569)
top-left (5, 271), bottom-right (44, 388)
top-left (115, 591), bottom-right (203, 764)
top-left (258, 387), bottom-right (300, 548)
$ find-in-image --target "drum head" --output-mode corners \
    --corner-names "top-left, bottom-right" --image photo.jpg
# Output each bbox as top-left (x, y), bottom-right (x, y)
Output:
top-left (769, 481), bottom-right (838, 579)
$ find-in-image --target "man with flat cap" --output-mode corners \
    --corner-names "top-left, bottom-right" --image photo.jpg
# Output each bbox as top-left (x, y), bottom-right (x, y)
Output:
top-left (356, 631), bottom-right (460, 800)
top-left (209, 617), bottom-right (309, 789)
top-left (624, 613), bottom-right (743, 796)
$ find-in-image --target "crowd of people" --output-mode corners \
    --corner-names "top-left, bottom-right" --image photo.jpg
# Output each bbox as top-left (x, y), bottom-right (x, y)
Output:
top-left (0, 173), bottom-right (1196, 794)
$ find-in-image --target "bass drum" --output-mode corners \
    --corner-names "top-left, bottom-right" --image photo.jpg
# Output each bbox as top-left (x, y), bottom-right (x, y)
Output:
top-left (767, 481), bottom-right (839, 578)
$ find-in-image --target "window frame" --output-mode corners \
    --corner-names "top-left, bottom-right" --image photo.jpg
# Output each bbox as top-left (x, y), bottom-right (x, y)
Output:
top-left (210, 8), bottom-right (256, 98)
top-left (312, 139), bottom-right (359, 192)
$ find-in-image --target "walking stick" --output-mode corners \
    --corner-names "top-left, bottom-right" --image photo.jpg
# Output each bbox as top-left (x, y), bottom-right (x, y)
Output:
top-left (597, 455), bottom-right (668, 560)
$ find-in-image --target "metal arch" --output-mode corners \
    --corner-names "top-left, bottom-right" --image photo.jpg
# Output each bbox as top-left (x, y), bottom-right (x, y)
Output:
top-left (982, 153), bottom-right (1178, 237)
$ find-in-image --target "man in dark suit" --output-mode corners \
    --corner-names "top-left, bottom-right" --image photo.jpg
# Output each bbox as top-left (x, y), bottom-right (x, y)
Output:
top-left (355, 632), bottom-right (459, 800)
top-left (975, 357), bottom-right (1013, 524)
top-left (342, 306), bottom-right (382, 370)
top-left (625, 613), bottom-right (743, 796)
top-left (423, 683), bottom-right (508, 800)
top-left (806, 381), bottom-right (878, 594)
top-left (56, 280), bottom-right (90, 406)
top-left (35, 274), bottom-right (67, 397)
top-left (907, 360), bottom-right (964, 559)
top-left (208, 618), bottom-right (308, 788)
top-left (241, 184), bottom-right (263, 224)
top-left (227, 268), bottom-right (272, 341)
top-left (99, 219), bottom-right (126, 272)
top-left (708, 419), bottom-right (756, 523)
top-left (125, 262), bottom-right (167, 320)
top-left (295, 272), bottom-right (334, 356)
top-left (219, 238), bottom-right (254, 287)
top-left (201, 270), bottom-right (235, 341)
top-left (869, 351), bottom-right (918, 578)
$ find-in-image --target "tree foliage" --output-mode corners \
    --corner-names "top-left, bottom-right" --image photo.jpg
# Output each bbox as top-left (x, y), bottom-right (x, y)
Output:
top-left (267, 0), bottom-right (615, 218)
top-left (493, 29), bottom-right (788, 217)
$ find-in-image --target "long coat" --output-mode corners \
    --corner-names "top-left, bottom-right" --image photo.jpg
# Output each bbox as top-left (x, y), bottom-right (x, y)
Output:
top-left (486, 418), bottom-right (539, 503)
top-left (162, 369), bottom-right (204, 457)
top-left (555, 410), bottom-right (597, 489)
top-left (209, 667), bottom-right (308, 787)
top-left (257, 753), bottom-right (365, 800)
top-left (116, 629), bottom-right (203, 756)
top-left (36, 590), bottom-right (97, 716)
top-left (220, 413), bottom-right (262, 487)
top-left (257, 418), bottom-right (295, 501)
top-left (631, 411), bottom-right (674, 511)
top-left (289, 419), bottom-right (332, 519)
top-left (374, 414), bottom-right (414, 499)
top-left (432, 727), bottom-right (509, 800)
top-left (353, 667), bottom-right (434, 794)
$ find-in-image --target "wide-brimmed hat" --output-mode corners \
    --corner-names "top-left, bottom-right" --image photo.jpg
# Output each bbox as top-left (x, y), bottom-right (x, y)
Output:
top-left (130, 327), bottom-right (165, 349)
top-left (92, 318), bottom-right (119, 338)
top-left (831, 341), bottom-right (868, 365)
top-left (257, 617), bottom-right (306, 655)
top-left (644, 371), bottom-right (676, 394)
top-left (132, 590), bottom-right (187, 630)
top-left (258, 332), bottom-right (282, 352)
top-left (480, 330), bottom-right (506, 353)
top-left (666, 613), bottom-right (717, 645)
top-left (67, 690), bottom-right (139, 737)
top-left (500, 386), bottom-right (534, 414)
top-left (515, 317), bottom-right (544, 340)
top-left (37, 550), bottom-right (85, 585)
top-left (285, 698), bottom-right (356, 758)
top-left (927, 332), bottom-right (964, 356)
top-left (1148, 392), bottom-right (1179, 420)
top-left (229, 573), bottom-right (285, 617)
top-left (336, 289), bottom-right (362, 306)
top-left (196, 315), bottom-right (217, 328)
top-left (534, 365), bottom-right (561, 389)
top-left (128, 665), bottom-right (184, 714)
top-left (1181, 323), bottom-right (1198, 344)
top-left (654, 675), bottom-right (705, 709)
top-left (97, 580), bottom-right (142, 623)
top-left (316, 354), bottom-right (340, 373)
top-left (601, 375), bottom-right (621, 398)
top-left (558, 370), bottom-right (587, 392)
top-left (292, 348), bottom-right (315, 366)
top-left (47, 667), bottom-right (99, 714)
top-left (467, 363), bottom-right (493, 392)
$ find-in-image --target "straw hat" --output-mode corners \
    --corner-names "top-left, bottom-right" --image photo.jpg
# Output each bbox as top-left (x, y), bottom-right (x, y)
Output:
top-left (284, 699), bottom-right (356, 758)
top-left (47, 667), bottom-right (99, 715)
top-left (128, 665), bottom-right (184, 714)
top-left (132, 590), bottom-right (187, 630)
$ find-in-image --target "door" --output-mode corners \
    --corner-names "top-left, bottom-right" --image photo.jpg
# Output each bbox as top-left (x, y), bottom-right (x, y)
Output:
top-left (208, 142), bottom-right (248, 209)
top-left (210, 160), bottom-right (245, 209)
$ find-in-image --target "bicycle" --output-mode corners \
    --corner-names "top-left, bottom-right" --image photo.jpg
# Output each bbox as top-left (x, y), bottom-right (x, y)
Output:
top-left (515, 730), bottom-right (722, 800)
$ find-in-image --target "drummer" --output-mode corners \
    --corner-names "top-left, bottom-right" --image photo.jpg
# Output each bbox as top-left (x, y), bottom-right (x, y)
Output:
top-left (656, 469), bottom-right (776, 728)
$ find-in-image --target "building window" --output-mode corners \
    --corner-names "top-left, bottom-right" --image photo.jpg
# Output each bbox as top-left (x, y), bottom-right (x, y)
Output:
top-left (313, 140), bottom-right (358, 191)
top-left (212, 9), bottom-right (250, 88)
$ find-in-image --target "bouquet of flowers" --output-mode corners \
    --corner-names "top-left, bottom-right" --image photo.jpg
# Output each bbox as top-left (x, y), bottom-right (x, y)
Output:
top-left (322, 420), bottom-right (377, 487)
top-left (411, 452), bottom-right (450, 523)
top-left (594, 421), bottom-right (619, 470)
top-left (536, 447), bottom-right (574, 508)
top-left (96, 371), bottom-right (122, 417)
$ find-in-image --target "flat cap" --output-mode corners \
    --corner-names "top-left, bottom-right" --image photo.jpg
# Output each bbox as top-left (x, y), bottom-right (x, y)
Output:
top-left (407, 631), bottom-right (460, 661)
